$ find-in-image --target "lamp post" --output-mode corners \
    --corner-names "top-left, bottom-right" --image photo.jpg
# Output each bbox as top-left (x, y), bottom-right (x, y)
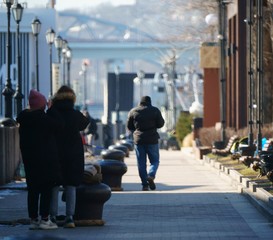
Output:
top-left (54, 35), bottom-right (63, 63)
top-left (2, 0), bottom-right (14, 118)
top-left (218, 0), bottom-right (228, 144)
top-left (46, 28), bottom-right (55, 97)
top-left (137, 70), bottom-right (145, 99)
top-left (81, 61), bottom-right (88, 107)
top-left (114, 65), bottom-right (120, 140)
top-left (256, 0), bottom-right (263, 151)
top-left (66, 47), bottom-right (72, 87)
top-left (245, 0), bottom-right (254, 147)
top-left (170, 54), bottom-right (177, 130)
top-left (61, 39), bottom-right (68, 85)
top-left (11, 1), bottom-right (24, 115)
top-left (31, 17), bottom-right (41, 91)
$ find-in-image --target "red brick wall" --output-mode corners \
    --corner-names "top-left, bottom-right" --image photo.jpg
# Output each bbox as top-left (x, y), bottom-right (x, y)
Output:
top-left (203, 68), bottom-right (220, 127)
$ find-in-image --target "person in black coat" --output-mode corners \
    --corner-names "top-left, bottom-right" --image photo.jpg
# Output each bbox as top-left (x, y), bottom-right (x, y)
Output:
top-left (82, 109), bottom-right (98, 148)
top-left (17, 89), bottom-right (63, 230)
top-left (49, 85), bottom-right (89, 228)
top-left (127, 96), bottom-right (165, 191)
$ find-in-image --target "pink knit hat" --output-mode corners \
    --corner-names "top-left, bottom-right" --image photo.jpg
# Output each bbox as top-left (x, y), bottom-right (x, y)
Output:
top-left (28, 89), bottom-right (47, 110)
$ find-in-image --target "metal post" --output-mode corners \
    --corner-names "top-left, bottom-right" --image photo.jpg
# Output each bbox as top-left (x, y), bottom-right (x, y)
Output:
top-left (66, 48), bottom-right (72, 87)
top-left (84, 68), bottom-right (87, 107)
top-left (54, 35), bottom-right (63, 64)
top-left (2, 1), bottom-right (14, 118)
top-left (31, 17), bottom-right (41, 91)
top-left (35, 35), bottom-right (39, 91)
top-left (67, 60), bottom-right (71, 87)
top-left (256, 0), bottom-right (263, 151)
top-left (62, 52), bottom-right (66, 85)
top-left (61, 39), bottom-right (68, 85)
top-left (115, 66), bottom-right (120, 140)
top-left (139, 77), bottom-right (143, 99)
top-left (14, 21), bottom-right (23, 114)
top-left (218, 0), bottom-right (227, 144)
top-left (171, 55), bottom-right (176, 129)
top-left (116, 74), bottom-right (120, 123)
top-left (246, 0), bottom-right (254, 147)
top-left (12, 2), bottom-right (24, 115)
top-left (49, 44), bottom-right (53, 96)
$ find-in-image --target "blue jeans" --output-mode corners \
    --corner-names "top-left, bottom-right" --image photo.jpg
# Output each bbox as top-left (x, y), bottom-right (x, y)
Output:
top-left (134, 144), bottom-right (160, 187)
top-left (50, 185), bottom-right (76, 218)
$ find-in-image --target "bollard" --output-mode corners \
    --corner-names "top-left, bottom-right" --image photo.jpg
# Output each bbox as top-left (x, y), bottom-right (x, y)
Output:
top-left (96, 159), bottom-right (127, 191)
top-left (118, 139), bottom-right (134, 151)
top-left (109, 144), bottom-right (129, 157)
top-left (0, 118), bottom-right (20, 185)
top-left (62, 164), bottom-right (112, 226)
top-left (101, 149), bottom-right (125, 162)
top-left (74, 183), bottom-right (111, 226)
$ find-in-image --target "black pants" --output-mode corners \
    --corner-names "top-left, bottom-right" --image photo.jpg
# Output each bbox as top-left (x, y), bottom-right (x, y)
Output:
top-left (27, 182), bottom-right (53, 219)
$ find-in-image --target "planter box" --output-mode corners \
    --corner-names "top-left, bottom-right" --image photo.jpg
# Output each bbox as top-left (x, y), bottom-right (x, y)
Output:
top-left (241, 177), bottom-right (256, 188)
top-left (262, 188), bottom-right (273, 209)
top-left (229, 169), bottom-right (244, 183)
top-left (249, 180), bottom-right (272, 193)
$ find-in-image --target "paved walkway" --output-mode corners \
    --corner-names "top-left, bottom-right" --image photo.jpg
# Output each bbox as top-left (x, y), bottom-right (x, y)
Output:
top-left (1, 148), bottom-right (273, 239)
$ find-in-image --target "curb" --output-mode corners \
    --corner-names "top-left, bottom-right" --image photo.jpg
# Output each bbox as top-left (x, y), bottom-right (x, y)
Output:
top-left (200, 155), bottom-right (273, 222)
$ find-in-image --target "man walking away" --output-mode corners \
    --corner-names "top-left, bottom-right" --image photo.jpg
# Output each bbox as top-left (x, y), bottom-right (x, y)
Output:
top-left (126, 96), bottom-right (165, 191)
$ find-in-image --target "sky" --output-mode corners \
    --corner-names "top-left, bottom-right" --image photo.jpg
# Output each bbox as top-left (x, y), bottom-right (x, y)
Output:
top-left (24, 0), bottom-right (136, 11)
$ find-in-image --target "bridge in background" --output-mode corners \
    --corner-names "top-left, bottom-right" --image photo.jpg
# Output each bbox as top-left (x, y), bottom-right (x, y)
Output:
top-left (58, 11), bottom-right (200, 66)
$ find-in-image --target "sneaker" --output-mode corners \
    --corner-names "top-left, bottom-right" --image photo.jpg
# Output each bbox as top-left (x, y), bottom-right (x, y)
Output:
top-left (142, 186), bottom-right (149, 191)
top-left (39, 219), bottom-right (58, 230)
top-left (50, 216), bottom-right (57, 225)
top-left (147, 176), bottom-right (156, 190)
top-left (63, 217), bottom-right (75, 228)
top-left (29, 219), bottom-right (40, 230)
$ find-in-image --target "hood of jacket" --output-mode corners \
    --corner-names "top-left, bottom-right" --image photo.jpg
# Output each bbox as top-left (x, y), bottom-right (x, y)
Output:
top-left (51, 91), bottom-right (75, 110)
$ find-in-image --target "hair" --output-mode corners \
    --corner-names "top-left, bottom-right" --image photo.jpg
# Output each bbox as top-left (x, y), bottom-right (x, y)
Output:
top-left (52, 85), bottom-right (76, 103)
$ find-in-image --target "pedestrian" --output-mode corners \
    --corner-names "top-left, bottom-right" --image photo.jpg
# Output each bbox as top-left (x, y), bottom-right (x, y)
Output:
top-left (82, 109), bottom-right (98, 149)
top-left (16, 89), bottom-right (63, 230)
top-left (126, 96), bottom-right (165, 191)
top-left (49, 85), bottom-right (89, 228)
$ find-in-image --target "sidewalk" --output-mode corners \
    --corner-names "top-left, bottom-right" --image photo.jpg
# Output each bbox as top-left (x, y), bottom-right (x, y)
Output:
top-left (1, 148), bottom-right (273, 239)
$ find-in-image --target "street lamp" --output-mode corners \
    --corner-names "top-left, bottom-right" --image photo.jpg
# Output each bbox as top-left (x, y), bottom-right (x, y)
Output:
top-left (11, 2), bottom-right (24, 115)
top-left (66, 47), bottom-right (72, 87)
top-left (137, 70), bottom-right (145, 99)
top-left (46, 28), bottom-right (55, 97)
top-left (114, 65), bottom-right (120, 140)
top-left (54, 35), bottom-right (63, 63)
top-left (2, 0), bottom-right (15, 118)
top-left (31, 17), bottom-right (41, 91)
top-left (205, 13), bottom-right (218, 41)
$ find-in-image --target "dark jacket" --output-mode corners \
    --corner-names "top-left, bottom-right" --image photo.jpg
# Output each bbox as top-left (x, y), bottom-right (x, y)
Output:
top-left (127, 102), bottom-right (165, 145)
top-left (84, 113), bottom-right (97, 136)
top-left (51, 95), bottom-right (89, 186)
top-left (16, 108), bottom-right (64, 187)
